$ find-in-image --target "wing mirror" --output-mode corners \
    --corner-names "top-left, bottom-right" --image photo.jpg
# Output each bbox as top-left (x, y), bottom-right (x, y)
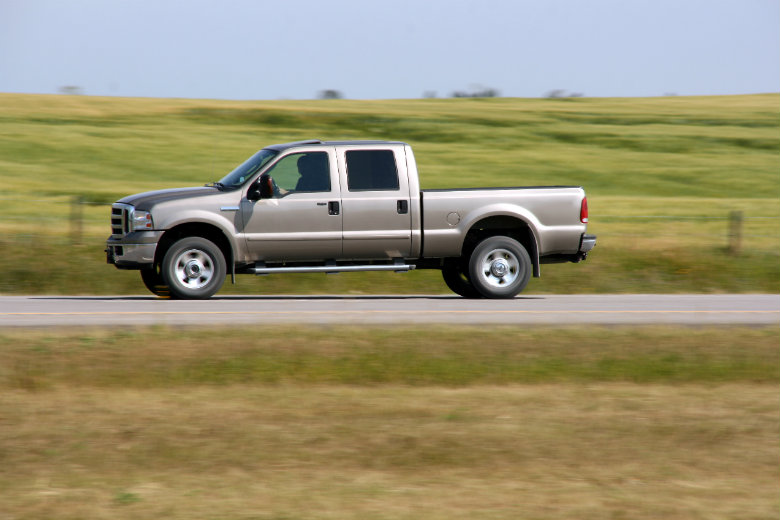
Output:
top-left (248, 174), bottom-right (274, 201)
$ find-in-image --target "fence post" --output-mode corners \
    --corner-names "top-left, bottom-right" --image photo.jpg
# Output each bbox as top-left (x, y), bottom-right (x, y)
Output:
top-left (728, 210), bottom-right (743, 256)
top-left (70, 196), bottom-right (83, 245)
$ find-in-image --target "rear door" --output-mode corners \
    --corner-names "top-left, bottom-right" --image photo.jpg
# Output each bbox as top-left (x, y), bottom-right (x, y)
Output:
top-left (337, 145), bottom-right (412, 259)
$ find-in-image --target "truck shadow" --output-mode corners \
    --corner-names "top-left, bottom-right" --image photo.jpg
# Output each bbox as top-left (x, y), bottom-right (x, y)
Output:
top-left (212, 295), bottom-right (546, 301)
top-left (31, 295), bottom-right (545, 301)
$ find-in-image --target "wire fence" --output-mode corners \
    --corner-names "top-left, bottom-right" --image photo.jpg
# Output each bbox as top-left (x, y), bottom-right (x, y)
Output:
top-left (1, 196), bottom-right (779, 254)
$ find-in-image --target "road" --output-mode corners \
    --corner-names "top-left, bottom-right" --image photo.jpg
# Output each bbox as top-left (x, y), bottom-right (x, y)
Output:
top-left (0, 294), bottom-right (778, 327)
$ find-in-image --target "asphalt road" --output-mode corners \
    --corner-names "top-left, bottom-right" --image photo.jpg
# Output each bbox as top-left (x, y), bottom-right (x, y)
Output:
top-left (0, 294), bottom-right (778, 327)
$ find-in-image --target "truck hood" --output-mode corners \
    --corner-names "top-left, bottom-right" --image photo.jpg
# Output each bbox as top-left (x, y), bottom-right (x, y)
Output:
top-left (118, 187), bottom-right (223, 211)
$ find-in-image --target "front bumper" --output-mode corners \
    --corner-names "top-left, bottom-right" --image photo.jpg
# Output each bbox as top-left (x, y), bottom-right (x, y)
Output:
top-left (106, 231), bottom-right (163, 269)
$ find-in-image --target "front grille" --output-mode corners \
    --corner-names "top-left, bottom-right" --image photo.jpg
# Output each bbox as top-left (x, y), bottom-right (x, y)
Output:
top-left (110, 203), bottom-right (132, 237)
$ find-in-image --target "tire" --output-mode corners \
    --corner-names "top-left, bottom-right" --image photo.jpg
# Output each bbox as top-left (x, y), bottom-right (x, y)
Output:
top-left (468, 236), bottom-right (531, 299)
top-left (140, 265), bottom-right (170, 297)
top-left (161, 237), bottom-right (226, 300)
top-left (441, 259), bottom-right (482, 298)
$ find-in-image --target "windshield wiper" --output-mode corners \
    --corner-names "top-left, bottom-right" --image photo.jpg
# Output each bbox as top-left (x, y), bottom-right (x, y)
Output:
top-left (206, 181), bottom-right (226, 190)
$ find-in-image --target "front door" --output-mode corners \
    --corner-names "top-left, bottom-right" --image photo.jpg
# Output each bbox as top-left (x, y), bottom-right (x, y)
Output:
top-left (241, 149), bottom-right (342, 261)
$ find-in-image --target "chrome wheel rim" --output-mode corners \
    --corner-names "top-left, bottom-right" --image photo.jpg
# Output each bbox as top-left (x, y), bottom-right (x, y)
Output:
top-left (173, 249), bottom-right (214, 289)
top-left (479, 248), bottom-right (520, 287)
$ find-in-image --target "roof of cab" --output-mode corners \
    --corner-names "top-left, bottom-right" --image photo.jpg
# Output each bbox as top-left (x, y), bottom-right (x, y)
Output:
top-left (265, 139), bottom-right (407, 151)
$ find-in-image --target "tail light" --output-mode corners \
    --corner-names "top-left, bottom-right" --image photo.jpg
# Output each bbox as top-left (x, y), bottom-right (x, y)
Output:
top-left (580, 197), bottom-right (589, 223)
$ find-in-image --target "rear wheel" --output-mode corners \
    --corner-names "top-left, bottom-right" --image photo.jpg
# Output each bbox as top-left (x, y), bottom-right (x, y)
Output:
top-left (468, 236), bottom-right (531, 299)
top-left (441, 259), bottom-right (482, 298)
top-left (161, 237), bottom-right (226, 300)
top-left (140, 265), bottom-right (170, 297)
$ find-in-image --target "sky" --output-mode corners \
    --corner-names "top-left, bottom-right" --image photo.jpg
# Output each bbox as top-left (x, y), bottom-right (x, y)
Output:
top-left (1, 0), bottom-right (778, 100)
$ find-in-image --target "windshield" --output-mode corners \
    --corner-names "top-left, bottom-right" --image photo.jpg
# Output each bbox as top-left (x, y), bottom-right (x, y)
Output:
top-left (218, 149), bottom-right (279, 188)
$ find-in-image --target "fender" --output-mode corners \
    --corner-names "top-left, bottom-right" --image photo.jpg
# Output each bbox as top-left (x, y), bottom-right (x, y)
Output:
top-left (456, 203), bottom-right (542, 276)
top-left (159, 210), bottom-right (244, 263)
top-left (459, 202), bottom-right (541, 245)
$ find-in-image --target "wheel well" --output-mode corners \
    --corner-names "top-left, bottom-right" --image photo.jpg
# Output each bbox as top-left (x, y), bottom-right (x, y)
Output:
top-left (155, 223), bottom-right (233, 267)
top-left (462, 216), bottom-right (540, 277)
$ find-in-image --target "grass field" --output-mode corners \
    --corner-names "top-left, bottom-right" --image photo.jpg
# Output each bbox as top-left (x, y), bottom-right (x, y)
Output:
top-left (0, 92), bottom-right (778, 295)
top-left (2, 94), bottom-right (777, 520)
top-left (1, 325), bottom-right (778, 519)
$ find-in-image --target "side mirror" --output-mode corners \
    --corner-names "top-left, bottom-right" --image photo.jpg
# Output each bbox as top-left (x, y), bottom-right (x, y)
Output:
top-left (248, 174), bottom-right (274, 201)
top-left (247, 184), bottom-right (262, 201)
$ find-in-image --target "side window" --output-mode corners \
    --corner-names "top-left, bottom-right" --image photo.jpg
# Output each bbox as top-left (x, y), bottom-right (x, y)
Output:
top-left (346, 150), bottom-right (399, 191)
top-left (264, 152), bottom-right (330, 195)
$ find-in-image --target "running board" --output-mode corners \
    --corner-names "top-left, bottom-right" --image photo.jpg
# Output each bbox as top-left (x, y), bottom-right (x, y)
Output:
top-left (251, 262), bottom-right (415, 275)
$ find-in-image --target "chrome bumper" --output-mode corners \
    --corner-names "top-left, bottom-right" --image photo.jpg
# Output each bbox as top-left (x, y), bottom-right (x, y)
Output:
top-left (579, 233), bottom-right (597, 253)
top-left (106, 231), bottom-right (163, 268)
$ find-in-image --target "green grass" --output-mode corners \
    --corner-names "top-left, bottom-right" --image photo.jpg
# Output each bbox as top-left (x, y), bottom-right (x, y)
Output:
top-left (2, 93), bottom-right (777, 198)
top-left (0, 93), bottom-right (778, 295)
top-left (2, 326), bottom-right (777, 389)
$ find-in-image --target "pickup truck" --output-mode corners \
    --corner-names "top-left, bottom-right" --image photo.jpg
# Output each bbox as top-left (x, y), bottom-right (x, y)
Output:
top-left (106, 140), bottom-right (596, 299)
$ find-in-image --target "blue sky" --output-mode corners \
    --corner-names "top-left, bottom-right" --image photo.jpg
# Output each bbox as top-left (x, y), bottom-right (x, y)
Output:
top-left (1, 0), bottom-right (778, 100)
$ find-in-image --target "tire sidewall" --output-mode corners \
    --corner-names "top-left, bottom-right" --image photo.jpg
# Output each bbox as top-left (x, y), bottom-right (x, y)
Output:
top-left (162, 237), bottom-right (226, 299)
top-left (468, 236), bottom-right (531, 299)
top-left (140, 265), bottom-right (170, 297)
top-left (442, 259), bottom-right (483, 298)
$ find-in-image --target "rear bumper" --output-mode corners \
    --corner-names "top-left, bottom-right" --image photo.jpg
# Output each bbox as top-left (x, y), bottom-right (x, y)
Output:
top-left (105, 231), bottom-right (163, 269)
top-left (540, 233), bottom-right (596, 264)
top-left (579, 233), bottom-right (597, 253)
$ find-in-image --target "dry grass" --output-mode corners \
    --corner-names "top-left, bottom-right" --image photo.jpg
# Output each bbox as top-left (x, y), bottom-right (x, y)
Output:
top-left (1, 384), bottom-right (777, 520)
top-left (0, 326), bottom-right (778, 519)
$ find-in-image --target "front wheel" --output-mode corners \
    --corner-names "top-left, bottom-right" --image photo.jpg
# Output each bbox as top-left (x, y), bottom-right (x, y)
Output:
top-left (468, 236), bottom-right (531, 299)
top-left (161, 237), bottom-right (226, 300)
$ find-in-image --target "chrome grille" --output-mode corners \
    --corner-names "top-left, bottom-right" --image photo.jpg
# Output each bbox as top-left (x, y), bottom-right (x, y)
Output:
top-left (110, 203), bottom-right (132, 237)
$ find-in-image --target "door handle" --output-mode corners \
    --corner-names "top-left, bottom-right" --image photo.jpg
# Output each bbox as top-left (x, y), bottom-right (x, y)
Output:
top-left (397, 200), bottom-right (409, 214)
top-left (328, 201), bottom-right (340, 215)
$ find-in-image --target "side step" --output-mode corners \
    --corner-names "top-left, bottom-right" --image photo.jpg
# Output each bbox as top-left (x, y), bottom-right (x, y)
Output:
top-left (251, 261), bottom-right (415, 275)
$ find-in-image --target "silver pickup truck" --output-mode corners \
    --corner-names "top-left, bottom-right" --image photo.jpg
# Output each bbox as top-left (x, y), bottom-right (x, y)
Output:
top-left (106, 140), bottom-right (595, 299)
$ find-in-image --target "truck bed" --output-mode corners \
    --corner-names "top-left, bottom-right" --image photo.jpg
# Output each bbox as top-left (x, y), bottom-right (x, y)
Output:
top-left (420, 186), bottom-right (588, 258)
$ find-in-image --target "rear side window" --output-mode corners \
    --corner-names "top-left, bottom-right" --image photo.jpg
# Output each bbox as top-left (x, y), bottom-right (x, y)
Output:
top-left (345, 150), bottom-right (399, 191)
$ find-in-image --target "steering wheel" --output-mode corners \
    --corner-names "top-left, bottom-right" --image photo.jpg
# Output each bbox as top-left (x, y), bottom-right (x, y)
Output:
top-left (269, 176), bottom-right (282, 197)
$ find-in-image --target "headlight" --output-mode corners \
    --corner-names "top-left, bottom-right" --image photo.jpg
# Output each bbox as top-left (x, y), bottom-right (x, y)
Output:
top-left (129, 210), bottom-right (154, 231)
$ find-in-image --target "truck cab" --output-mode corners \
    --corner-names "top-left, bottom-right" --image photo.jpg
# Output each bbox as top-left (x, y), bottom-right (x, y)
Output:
top-left (233, 140), bottom-right (419, 262)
